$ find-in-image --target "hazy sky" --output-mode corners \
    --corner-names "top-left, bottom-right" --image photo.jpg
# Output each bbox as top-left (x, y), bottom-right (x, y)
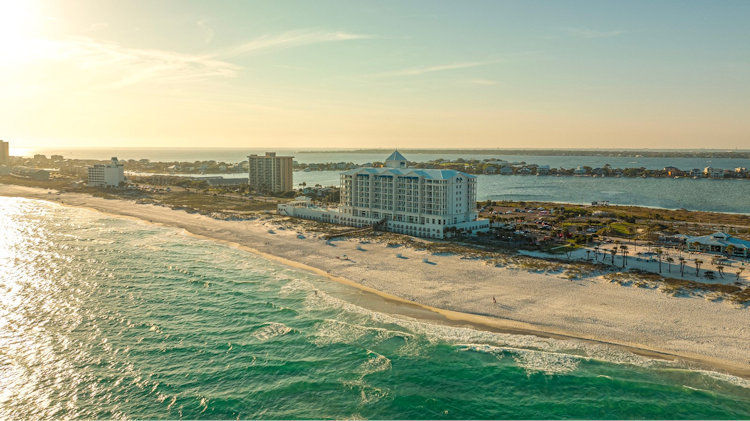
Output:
top-left (2, 0), bottom-right (749, 151)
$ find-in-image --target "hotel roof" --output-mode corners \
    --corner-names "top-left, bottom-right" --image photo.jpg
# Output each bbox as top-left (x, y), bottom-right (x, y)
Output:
top-left (385, 150), bottom-right (408, 162)
top-left (686, 232), bottom-right (750, 250)
top-left (342, 166), bottom-right (476, 180)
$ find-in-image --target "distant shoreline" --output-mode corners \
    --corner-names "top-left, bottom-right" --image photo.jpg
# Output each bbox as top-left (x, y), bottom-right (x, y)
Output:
top-left (295, 149), bottom-right (750, 159)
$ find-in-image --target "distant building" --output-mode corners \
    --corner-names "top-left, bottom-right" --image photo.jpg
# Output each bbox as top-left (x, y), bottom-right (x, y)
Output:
top-left (690, 168), bottom-right (703, 177)
top-left (686, 232), bottom-right (749, 258)
top-left (51, 155), bottom-right (64, 161)
top-left (248, 152), bottom-right (293, 193)
top-left (663, 166), bottom-right (682, 176)
top-left (0, 140), bottom-right (8, 166)
top-left (573, 166), bottom-right (587, 175)
top-left (704, 167), bottom-right (724, 178)
top-left (88, 157), bottom-right (125, 187)
top-left (537, 165), bottom-right (550, 175)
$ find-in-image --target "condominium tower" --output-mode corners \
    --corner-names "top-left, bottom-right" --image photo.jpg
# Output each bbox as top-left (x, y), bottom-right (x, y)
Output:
top-left (88, 157), bottom-right (125, 187)
top-left (247, 152), bottom-right (293, 193)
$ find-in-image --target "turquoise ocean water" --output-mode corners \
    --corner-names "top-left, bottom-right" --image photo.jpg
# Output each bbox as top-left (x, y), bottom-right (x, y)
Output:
top-left (1, 196), bottom-right (749, 419)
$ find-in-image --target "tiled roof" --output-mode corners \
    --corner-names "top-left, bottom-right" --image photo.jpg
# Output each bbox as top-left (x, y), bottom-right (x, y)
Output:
top-left (686, 232), bottom-right (750, 249)
top-left (342, 167), bottom-right (475, 180)
top-left (385, 150), bottom-right (408, 162)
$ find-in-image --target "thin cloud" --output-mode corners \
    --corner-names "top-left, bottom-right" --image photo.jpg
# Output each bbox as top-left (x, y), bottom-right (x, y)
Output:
top-left (466, 78), bottom-right (498, 86)
top-left (564, 27), bottom-right (627, 39)
top-left (59, 37), bottom-right (239, 88)
top-left (15, 29), bottom-right (370, 89)
top-left (375, 60), bottom-right (498, 77)
top-left (197, 19), bottom-right (215, 45)
top-left (211, 30), bottom-right (373, 59)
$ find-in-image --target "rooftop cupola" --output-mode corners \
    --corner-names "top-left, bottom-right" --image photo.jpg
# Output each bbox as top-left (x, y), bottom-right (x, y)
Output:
top-left (385, 150), bottom-right (408, 168)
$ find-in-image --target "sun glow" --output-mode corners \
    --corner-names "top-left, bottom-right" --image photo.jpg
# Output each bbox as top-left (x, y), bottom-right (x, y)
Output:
top-left (0, 0), bottom-right (41, 63)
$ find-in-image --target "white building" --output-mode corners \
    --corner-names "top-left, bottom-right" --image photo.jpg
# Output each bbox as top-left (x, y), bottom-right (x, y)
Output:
top-left (88, 157), bottom-right (125, 187)
top-left (704, 166), bottom-right (724, 178)
top-left (279, 151), bottom-right (489, 238)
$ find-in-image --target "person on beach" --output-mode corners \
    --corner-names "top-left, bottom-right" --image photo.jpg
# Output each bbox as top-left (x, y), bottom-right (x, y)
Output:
top-left (492, 296), bottom-right (497, 304)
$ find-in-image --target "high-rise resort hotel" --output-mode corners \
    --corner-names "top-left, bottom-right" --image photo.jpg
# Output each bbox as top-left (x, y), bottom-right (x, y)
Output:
top-left (279, 151), bottom-right (490, 238)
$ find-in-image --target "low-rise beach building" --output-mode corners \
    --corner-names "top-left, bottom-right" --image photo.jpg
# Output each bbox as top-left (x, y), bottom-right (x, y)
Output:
top-left (88, 157), bottom-right (125, 187)
top-left (663, 166), bottom-right (683, 176)
top-left (704, 167), bottom-right (724, 178)
top-left (685, 232), bottom-right (750, 258)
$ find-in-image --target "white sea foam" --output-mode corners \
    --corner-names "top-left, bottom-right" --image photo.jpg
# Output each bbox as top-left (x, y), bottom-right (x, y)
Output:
top-left (253, 323), bottom-right (292, 342)
top-left (359, 350), bottom-right (392, 377)
top-left (690, 370), bottom-right (750, 389)
top-left (298, 278), bottom-right (676, 375)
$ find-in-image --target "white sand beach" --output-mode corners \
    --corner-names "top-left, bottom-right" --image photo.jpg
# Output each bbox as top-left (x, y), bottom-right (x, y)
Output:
top-left (2, 184), bottom-right (749, 376)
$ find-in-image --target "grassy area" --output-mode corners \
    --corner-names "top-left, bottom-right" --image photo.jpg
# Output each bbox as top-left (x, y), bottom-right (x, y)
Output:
top-left (490, 200), bottom-right (750, 229)
top-left (0, 175), bottom-right (76, 190)
top-left (606, 222), bottom-right (635, 237)
top-left (149, 191), bottom-right (277, 213)
top-left (3, 177), bottom-right (279, 217)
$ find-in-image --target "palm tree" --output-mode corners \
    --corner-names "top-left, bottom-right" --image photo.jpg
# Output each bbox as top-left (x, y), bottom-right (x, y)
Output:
top-left (610, 247), bottom-right (618, 265)
top-left (725, 245), bottom-right (735, 259)
top-left (585, 249), bottom-right (591, 260)
top-left (737, 268), bottom-right (745, 281)
top-left (678, 257), bottom-right (686, 277)
top-left (666, 256), bottom-right (674, 273)
top-left (655, 248), bottom-right (663, 273)
top-left (621, 247), bottom-right (629, 268)
top-left (716, 264), bottom-right (725, 279)
top-left (594, 246), bottom-right (600, 261)
top-left (694, 259), bottom-right (703, 277)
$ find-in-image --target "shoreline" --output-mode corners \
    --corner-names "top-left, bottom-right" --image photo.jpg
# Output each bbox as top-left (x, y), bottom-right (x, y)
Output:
top-left (2, 184), bottom-right (749, 379)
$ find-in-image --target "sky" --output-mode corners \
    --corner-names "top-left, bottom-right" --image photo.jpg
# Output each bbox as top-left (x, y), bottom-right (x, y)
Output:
top-left (1, 0), bottom-right (749, 151)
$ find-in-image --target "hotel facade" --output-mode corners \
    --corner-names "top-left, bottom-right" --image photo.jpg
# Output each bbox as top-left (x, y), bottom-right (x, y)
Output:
top-left (279, 151), bottom-right (489, 238)
top-left (88, 157), bottom-right (125, 187)
top-left (248, 152), bottom-right (294, 193)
